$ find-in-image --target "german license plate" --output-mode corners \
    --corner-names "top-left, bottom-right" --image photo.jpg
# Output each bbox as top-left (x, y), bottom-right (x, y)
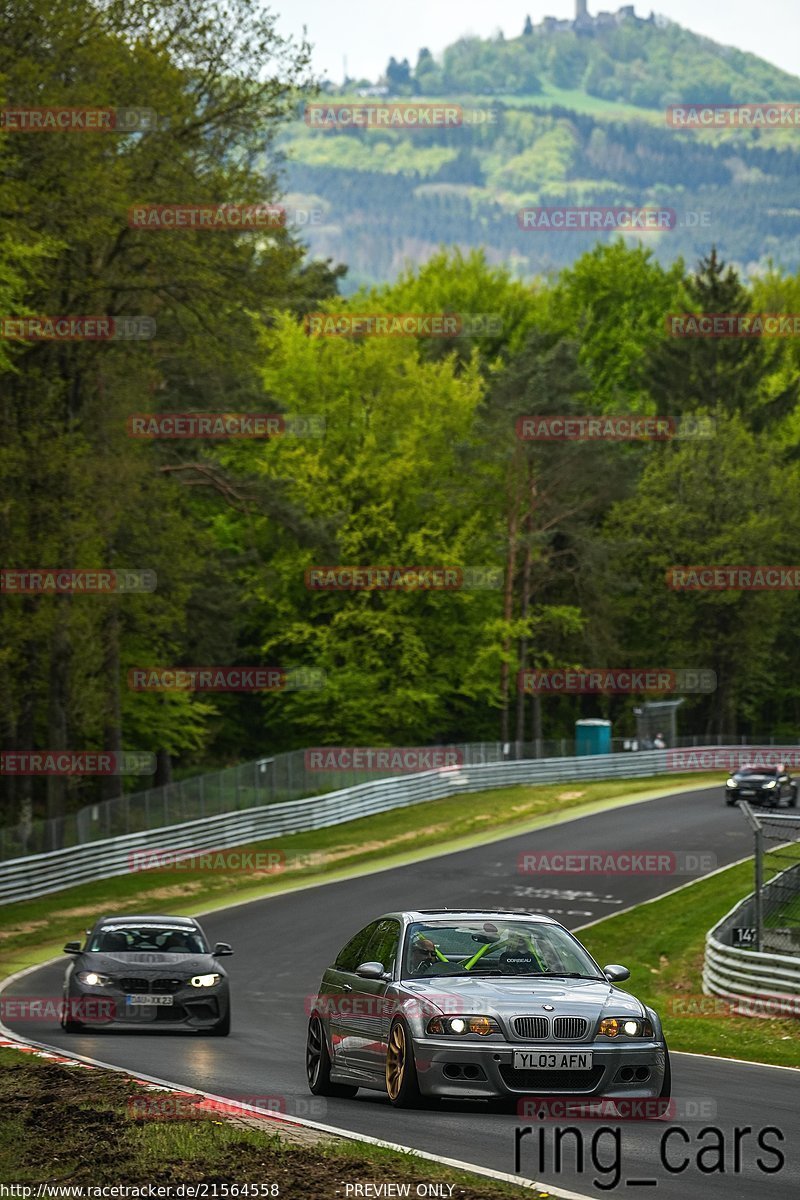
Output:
top-left (514, 1050), bottom-right (592, 1070)
top-left (740, 789), bottom-right (754, 795)
top-left (126, 994), bottom-right (173, 1006)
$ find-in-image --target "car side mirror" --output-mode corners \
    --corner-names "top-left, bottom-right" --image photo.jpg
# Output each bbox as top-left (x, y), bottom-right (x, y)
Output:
top-left (355, 961), bottom-right (385, 980)
top-left (213, 942), bottom-right (233, 956)
top-left (63, 942), bottom-right (82, 954)
top-left (603, 963), bottom-right (630, 982)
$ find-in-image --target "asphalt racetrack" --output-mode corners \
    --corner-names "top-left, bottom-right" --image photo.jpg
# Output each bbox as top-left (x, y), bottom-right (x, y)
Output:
top-left (4, 784), bottom-right (798, 1199)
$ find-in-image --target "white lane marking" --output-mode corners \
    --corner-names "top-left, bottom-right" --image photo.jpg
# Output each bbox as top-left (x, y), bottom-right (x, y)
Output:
top-left (0, 1023), bottom-right (594, 1200)
top-left (184, 782), bottom-right (721, 921)
top-left (572, 854), bottom-right (752, 931)
top-left (673, 1050), bottom-right (799, 1073)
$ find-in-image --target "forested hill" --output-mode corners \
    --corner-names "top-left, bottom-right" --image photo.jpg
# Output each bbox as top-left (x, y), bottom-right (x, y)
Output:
top-left (402, 13), bottom-right (800, 109)
top-left (280, 11), bottom-right (800, 290)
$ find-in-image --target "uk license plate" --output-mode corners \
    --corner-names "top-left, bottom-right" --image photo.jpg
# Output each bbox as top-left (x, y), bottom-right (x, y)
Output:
top-left (514, 1050), bottom-right (592, 1070)
top-left (126, 994), bottom-right (173, 1006)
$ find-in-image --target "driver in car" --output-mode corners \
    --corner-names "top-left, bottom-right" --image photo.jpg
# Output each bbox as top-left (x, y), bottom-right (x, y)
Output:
top-left (408, 932), bottom-right (449, 974)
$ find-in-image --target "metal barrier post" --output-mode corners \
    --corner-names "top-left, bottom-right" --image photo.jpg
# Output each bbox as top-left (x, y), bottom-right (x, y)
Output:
top-left (741, 804), bottom-right (764, 953)
top-left (754, 825), bottom-right (763, 952)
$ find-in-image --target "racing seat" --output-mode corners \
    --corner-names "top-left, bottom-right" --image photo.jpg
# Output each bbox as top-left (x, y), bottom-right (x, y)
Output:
top-left (100, 931), bottom-right (128, 953)
top-left (162, 931), bottom-right (191, 951)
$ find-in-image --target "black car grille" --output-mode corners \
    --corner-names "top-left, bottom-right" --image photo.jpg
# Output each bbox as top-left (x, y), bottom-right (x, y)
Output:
top-left (117, 978), bottom-right (184, 994)
top-left (553, 1017), bottom-right (588, 1039)
top-left (118, 977), bottom-right (149, 993)
top-left (500, 1066), bottom-right (604, 1092)
top-left (513, 1016), bottom-right (589, 1040)
top-left (152, 979), bottom-right (184, 994)
top-left (513, 1016), bottom-right (549, 1039)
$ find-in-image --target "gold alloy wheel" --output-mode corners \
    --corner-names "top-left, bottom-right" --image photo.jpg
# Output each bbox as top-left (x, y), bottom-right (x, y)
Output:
top-left (386, 1021), bottom-right (407, 1100)
top-left (306, 1017), bottom-right (323, 1088)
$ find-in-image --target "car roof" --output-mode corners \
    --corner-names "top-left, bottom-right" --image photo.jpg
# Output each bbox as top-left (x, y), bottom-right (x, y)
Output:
top-left (93, 914), bottom-right (200, 928)
top-left (383, 909), bottom-right (560, 925)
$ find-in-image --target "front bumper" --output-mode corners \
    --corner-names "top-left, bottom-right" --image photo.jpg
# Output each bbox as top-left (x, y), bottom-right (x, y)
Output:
top-left (413, 1037), bottom-right (667, 1100)
top-left (66, 984), bottom-right (228, 1029)
top-left (727, 789), bottom-right (777, 805)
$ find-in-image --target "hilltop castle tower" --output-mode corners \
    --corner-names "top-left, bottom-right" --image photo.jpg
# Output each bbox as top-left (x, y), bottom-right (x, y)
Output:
top-left (576, 0), bottom-right (588, 17)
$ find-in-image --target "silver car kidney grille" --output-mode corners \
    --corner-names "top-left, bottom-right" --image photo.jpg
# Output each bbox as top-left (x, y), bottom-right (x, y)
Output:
top-left (513, 1016), bottom-right (589, 1039)
top-left (553, 1016), bottom-right (589, 1039)
top-left (513, 1016), bottom-right (549, 1039)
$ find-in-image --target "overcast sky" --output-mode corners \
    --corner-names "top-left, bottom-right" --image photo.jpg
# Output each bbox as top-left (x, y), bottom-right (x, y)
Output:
top-left (273, 1), bottom-right (799, 84)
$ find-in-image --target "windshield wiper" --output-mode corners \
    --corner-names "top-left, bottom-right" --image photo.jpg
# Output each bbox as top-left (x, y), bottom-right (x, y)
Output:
top-left (535, 972), bottom-right (604, 979)
top-left (467, 970), bottom-right (603, 979)
top-left (402, 972), bottom-right (470, 979)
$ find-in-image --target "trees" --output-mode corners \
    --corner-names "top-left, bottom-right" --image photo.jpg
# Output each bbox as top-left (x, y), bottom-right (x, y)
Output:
top-left (0, 0), bottom-right (339, 821)
top-left (646, 249), bottom-right (800, 431)
top-left (600, 417), bottom-right (796, 736)
top-left (3, 0), bottom-right (800, 834)
top-left (386, 57), bottom-right (412, 92)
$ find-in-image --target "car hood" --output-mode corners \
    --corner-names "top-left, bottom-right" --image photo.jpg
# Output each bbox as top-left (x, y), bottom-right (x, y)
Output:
top-left (734, 775), bottom-right (774, 784)
top-left (78, 953), bottom-right (219, 973)
top-left (401, 976), bottom-right (644, 1018)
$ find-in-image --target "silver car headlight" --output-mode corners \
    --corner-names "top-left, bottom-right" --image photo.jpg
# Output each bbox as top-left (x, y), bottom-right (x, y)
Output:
top-left (598, 1017), bottom-right (654, 1038)
top-left (190, 973), bottom-right (221, 988)
top-left (77, 971), bottom-right (112, 986)
top-left (763, 780), bottom-right (776, 789)
top-left (426, 1015), bottom-right (502, 1036)
top-left (726, 778), bottom-right (737, 788)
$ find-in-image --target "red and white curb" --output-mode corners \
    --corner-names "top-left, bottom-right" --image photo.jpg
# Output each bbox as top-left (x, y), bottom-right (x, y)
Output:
top-left (0, 1003), bottom-right (592, 1200)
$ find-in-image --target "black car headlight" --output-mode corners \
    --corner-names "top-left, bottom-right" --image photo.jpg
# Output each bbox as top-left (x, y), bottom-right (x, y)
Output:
top-left (726, 778), bottom-right (737, 788)
top-left (190, 973), bottom-right (221, 988)
top-left (598, 1017), bottom-right (654, 1038)
top-left (426, 1015), bottom-right (501, 1036)
top-left (76, 971), bottom-right (112, 986)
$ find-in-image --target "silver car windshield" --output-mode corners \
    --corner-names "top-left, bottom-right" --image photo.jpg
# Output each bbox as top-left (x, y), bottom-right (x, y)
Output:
top-left (402, 919), bottom-right (603, 979)
top-left (88, 925), bottom-right (208, 953)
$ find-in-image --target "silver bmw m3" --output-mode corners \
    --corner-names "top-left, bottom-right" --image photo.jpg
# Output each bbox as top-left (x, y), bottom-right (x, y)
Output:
top-left (306, 909), bottom-right (670, 1112)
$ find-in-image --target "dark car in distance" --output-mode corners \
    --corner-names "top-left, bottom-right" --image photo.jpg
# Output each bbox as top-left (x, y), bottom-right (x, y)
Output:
top-left (725, 764), bottom-right (797, 808)
top-left (62, 914), bottom-right (232, 1034)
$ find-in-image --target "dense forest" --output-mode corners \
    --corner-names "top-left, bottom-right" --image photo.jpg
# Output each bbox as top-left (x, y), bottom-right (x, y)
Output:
top-left (2, 0), bottom-right (800, 828)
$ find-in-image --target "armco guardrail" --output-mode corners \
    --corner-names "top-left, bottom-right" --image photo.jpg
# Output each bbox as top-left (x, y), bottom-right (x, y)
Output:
top-left (0, 749), bottom-right (677, 904)
top-left (3, 732), bottom-right (786, 860)
top-left (703, 933), bottom-right (800, 1015)
top-left (0, 739), bottom-right (579, 859)
top-left (704, 864), bottom-right (800, 1015)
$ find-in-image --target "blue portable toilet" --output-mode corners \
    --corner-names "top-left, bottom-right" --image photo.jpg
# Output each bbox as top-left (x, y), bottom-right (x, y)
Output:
top-left (575, 718), bottom-right (611, 756)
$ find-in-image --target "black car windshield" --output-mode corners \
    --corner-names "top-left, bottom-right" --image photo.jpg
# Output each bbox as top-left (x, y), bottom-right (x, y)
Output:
top-left (737, 766), bottom-right (778, 777)
top-left (88, 925), bottom-right (208, 953)
top-left (402, 919), bottom-right (603, 979)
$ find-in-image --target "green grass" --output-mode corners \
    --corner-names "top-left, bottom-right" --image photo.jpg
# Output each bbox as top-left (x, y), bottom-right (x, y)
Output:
top-left (315, 86), bottom-right (662, 124)
top-left (580, 861), bottom-right (800, 1067)
top-left (0, 773), bottom-right (717, 977)
top-left (0, 1048), bottom-right (541, 1195)
top-left (763, 843), bottom-right (800, 927)
top-left (490, 82), bottom-right (662, 123)
top-left (770, 893), bottom-right (800, 924)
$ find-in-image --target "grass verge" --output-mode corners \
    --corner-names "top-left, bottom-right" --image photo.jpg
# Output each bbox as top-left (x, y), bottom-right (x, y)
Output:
top-left (0, 1046), bottom-right (541, 1195)
top-left (0, 773), bottom-right (717, 978)
top-left (579, 860), bottom-right (799, 1068)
